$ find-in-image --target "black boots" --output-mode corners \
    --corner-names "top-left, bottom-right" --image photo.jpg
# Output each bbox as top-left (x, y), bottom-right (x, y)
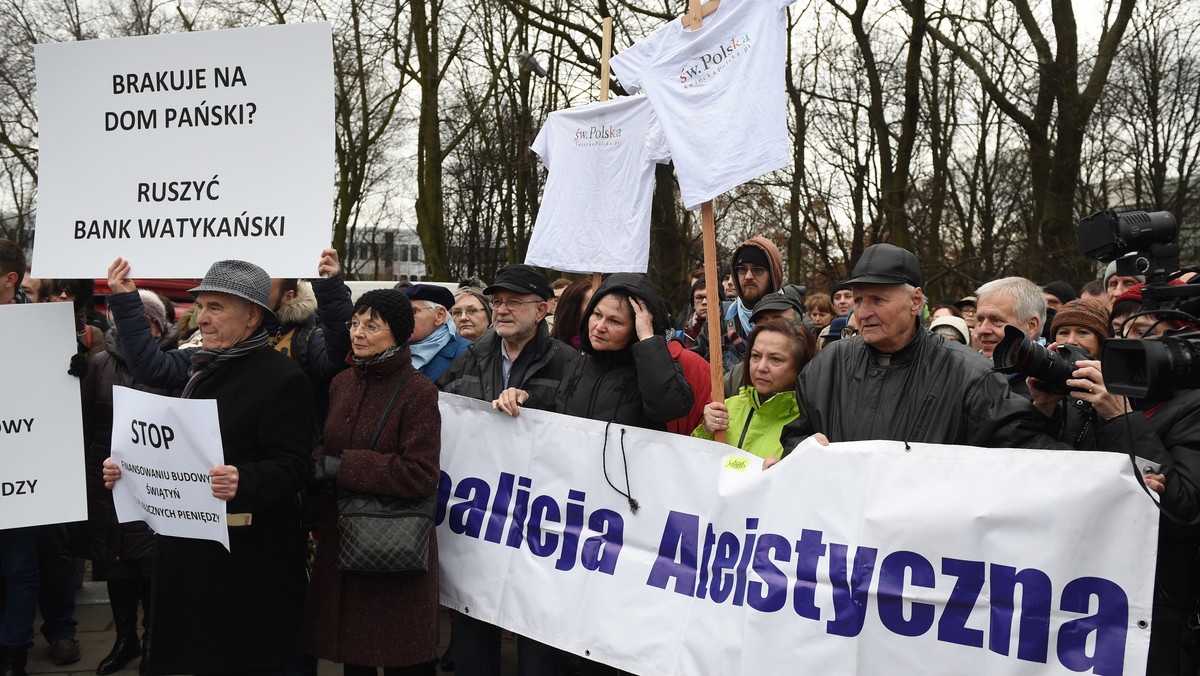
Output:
top-left (138, 633), bottom-right (151, 676)
top-left (0, 644), bottom-right (28, 676)
top-left (96, 634), bottom-right (141, 675)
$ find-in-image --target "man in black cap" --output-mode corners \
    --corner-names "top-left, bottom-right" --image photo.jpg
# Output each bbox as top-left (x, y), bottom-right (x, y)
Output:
top-left (403, 283), bottom-right (470, 382)
top-left (435, 264), bottom-right (578, 676)
top-left (831, 280), bottom-right (854, 318)
top-left (778, 243), bottom-right (1063, 454)
top-left (1042, 280), bottom-right (1075, 311)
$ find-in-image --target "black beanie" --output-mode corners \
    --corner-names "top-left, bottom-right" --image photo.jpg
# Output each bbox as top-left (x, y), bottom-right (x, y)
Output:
top-left (734, 246), bottom-right (770, 269)
top-left (354, 289), bottom-right (415, 344)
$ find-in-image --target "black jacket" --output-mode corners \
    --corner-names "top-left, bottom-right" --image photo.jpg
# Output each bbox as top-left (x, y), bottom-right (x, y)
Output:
top-left (79, 325), bottom-right (181, 570)
top-left (556, 274), bottom-right (693, 430)
top-left (151, 346), bottom-right (314, 674)
top-left (1095, 390), bottom-right (1200, 668)
top-left (782, 326), bottom-right (1064, 451)
top-left (436, 321), bottom-right (578, 410)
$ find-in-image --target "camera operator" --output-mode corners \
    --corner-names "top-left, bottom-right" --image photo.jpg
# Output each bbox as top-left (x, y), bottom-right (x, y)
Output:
top-left (1027, 299), bottom-right (1122, 447)
top-left (1033, 281), bottom-right (1200, 674)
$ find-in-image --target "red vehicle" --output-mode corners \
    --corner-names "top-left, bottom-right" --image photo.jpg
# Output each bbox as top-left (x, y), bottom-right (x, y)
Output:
top-left (93, 278), bottom-right (200, 319)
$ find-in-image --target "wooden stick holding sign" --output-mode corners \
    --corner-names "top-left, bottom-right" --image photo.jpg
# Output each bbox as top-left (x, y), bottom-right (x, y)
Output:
top-left (684, 0), bottom-right (726, 443)
top-left (591, 16), bottom-right (615, 294)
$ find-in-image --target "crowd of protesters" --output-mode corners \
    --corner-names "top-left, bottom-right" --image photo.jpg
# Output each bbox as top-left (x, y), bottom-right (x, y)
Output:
top-left (1, 232), bottom-right (1198, 676)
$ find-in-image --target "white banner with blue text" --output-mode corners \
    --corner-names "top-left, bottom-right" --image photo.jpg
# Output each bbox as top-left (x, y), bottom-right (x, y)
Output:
top-left (33, 23), bottom-right (334, 279)
top-left (110, 387), bottom-right (229, 550)
top-left (437, 393), bottom-right (1158, 675)
top-left (0, 303), bottom-right (87, 529)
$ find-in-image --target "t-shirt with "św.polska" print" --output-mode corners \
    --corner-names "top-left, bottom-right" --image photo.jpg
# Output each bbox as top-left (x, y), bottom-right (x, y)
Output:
top-left (608, 0), bottom-right (794, 211)
top-left (526, 95), bottom-right (670, 274)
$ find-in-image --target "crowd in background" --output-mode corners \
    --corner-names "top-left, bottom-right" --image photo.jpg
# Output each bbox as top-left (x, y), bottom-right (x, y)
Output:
top-left (1, 233), bottom-right (1198, 676)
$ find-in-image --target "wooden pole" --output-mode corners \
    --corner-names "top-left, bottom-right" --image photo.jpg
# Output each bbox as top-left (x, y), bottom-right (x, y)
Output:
top-left (599, 17), bottom-right (612, 102)
top-left (591, 17), bottom-right (614, 295)
top-left (684, 0), bottom-right (726, 443)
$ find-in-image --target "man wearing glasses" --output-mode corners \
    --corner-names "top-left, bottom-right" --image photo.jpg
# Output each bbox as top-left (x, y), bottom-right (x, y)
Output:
top-left (435, 263), bottom-right (579, 676)
top-left (692, 236), bottom-right (785, 372)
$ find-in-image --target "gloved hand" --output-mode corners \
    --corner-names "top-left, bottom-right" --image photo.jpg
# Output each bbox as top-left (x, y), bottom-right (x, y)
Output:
top-left (69, 353), bottom-right (89, 379)
top-left (311, 455), bottom-right (341, 482)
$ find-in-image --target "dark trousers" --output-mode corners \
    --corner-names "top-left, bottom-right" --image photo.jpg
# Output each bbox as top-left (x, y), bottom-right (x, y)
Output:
top-left (36, 524), bottom-right (77, 641)
top-left (450, 611), bottom-right (559, 676)
top-left (0, 527), bottom-right (39, 646)
top-left (106, 577), bottom-right (152, 638)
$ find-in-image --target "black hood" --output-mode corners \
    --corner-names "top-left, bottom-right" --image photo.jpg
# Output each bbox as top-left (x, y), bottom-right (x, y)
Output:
top-left (578, 273), bottom-right (669, 357)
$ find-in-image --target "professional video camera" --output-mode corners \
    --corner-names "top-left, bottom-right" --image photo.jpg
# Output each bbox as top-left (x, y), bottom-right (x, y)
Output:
top-left (1077, 210), bottom-right (1200, 399)
top-left (992, 325), bottom-right (1092, 395)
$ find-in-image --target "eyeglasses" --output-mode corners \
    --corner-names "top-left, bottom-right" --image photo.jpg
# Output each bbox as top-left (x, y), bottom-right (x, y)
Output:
top-left (450, 307), bottom-right (486, 318)
top-left (734, 265), bottom-right (768, 278)
top-left (345, 320), bottom-right (385, 334)
top-left (490, 299), bottom-right (541, 311)
top-left (840, 326), bottom-right (858, 338)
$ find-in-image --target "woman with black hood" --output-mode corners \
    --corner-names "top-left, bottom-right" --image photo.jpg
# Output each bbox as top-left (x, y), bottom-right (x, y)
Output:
top-left (494, 273), bottom-right (693, 429)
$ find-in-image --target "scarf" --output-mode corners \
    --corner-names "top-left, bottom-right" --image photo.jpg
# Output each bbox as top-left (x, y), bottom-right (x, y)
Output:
top-left (352, 343), bottom-right (405, 369)
top-left (182, 329), bottom-right (270, 398)
top-left (409, 319), bottom-right (456, 371)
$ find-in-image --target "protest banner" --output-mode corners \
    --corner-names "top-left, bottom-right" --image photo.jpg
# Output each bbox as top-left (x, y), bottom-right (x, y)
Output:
top-left (33, 22), bottom-right (334, 279)
top-left (437, 393), bottom-right (1158, 675)
top-left (0, 303), bottom-right (87, 530)
top-left (110, 386), bottom-right (229, 550)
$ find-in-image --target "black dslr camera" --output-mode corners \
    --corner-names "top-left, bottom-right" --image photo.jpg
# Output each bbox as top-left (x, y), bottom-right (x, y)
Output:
top-left (1077, 210), bottom-right (1200, 400)
top-left (992, 325), bottom-right (1093, 395)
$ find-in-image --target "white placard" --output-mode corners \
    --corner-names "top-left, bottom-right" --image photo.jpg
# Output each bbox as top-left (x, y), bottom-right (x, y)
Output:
top-left (33, 23), bottom-right (334, 279)
top-left (0, 303), bottom-right (87, 529)
top-left (437, 393), bottom-right (1158, 675)
top-left (110, 386), bottom-right (228, 550)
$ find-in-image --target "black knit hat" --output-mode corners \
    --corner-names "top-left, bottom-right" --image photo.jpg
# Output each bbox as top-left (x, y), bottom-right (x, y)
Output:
top-left (354, 289), bottom-right (415, 344)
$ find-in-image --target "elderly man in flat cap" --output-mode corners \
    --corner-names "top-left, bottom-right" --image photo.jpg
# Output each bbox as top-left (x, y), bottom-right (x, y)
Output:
top-left (778, 243), bottom-right (1064, 456)
top-left (101, 257), bottom-right (313, 676)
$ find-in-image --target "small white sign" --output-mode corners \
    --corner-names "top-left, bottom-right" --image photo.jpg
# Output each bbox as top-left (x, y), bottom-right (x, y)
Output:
top-left (33, 22), bottom-right (334, 279)
top-left (110, 386), bottom-right (229, 550)
top-left (0, 303), bottom-right (87, 529)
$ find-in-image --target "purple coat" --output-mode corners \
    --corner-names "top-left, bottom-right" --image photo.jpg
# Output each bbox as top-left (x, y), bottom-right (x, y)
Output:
top-left (302, 346), bottom-right (441, 667)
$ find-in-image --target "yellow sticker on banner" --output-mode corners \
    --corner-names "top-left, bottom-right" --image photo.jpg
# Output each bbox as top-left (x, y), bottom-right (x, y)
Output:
top-left (723, 456), bottom-right (750, 472)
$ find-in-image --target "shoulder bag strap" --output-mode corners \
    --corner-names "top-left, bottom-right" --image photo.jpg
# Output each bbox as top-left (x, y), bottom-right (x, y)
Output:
top-left (369, 370), bottom-right (418, 448)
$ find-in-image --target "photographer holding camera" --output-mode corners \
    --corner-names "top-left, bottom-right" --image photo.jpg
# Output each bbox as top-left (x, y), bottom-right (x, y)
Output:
top-left (1025, 299), bottom-right (1125, 447)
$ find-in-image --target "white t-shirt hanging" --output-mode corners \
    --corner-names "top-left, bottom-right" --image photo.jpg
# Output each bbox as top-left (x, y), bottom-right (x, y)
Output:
top-left (526, 95), bottom-right (669, 274)
top-left (609, 0), bottom-right (794, 210)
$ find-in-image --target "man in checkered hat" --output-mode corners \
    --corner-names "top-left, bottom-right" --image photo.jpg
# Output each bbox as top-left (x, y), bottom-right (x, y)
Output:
top-left (100, 257), bottom-right (314, 675)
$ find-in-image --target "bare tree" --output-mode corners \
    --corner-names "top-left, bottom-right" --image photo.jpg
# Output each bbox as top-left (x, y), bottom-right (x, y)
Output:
top-left (911, 0), bottom-right (1135, 284)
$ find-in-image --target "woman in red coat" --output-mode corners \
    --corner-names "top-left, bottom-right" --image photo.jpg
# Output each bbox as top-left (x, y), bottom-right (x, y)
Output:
top-left (303, 289), bottom-right (441, 675)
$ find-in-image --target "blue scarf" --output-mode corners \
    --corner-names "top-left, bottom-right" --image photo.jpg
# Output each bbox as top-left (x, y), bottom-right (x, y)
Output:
top-left (724, 288), bottom-right (783, 334)
top-left (410, 319), bottom-right (456, 371)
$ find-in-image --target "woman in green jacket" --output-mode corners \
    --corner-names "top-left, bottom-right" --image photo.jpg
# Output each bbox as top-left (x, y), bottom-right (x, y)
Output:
top-left (693, 319), bottom-right (816, 459)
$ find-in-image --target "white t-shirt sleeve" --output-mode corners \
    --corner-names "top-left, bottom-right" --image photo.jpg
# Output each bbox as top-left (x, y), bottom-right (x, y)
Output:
top-left (610, 26), bottom-right (665, 95)
top-left (645, 112), bottom-right (672, 165)
top-left (531, 121), bottom-right (551, 168)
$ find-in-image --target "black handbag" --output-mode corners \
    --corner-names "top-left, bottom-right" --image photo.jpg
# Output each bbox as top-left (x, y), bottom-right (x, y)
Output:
top-left (335, 371), bottom-right (437, 575)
